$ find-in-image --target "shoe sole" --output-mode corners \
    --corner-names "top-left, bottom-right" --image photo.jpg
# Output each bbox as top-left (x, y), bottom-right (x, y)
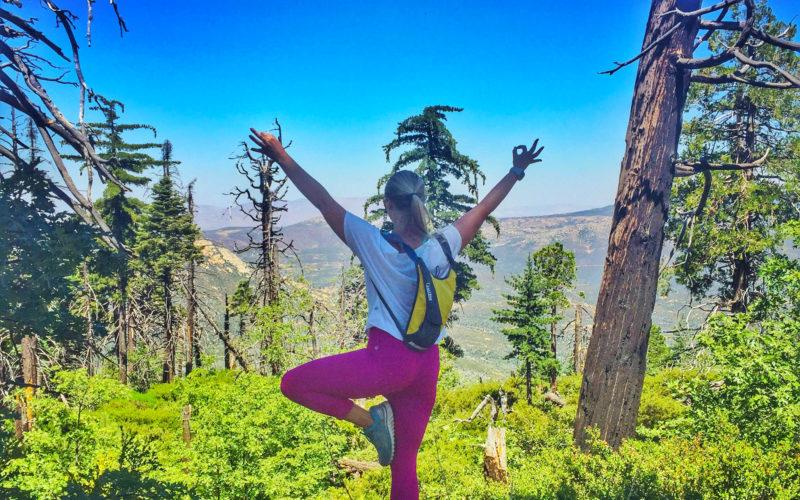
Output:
top-left (379, 401), bottom-right (396, 466)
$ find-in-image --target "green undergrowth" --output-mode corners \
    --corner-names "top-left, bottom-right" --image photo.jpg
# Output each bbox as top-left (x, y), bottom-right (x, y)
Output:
top-left (2, 357), bottom-right (799, 499)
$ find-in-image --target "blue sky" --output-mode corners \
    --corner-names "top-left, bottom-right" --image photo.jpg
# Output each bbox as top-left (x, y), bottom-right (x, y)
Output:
top-left (31, 0), bottom-right (800, 216)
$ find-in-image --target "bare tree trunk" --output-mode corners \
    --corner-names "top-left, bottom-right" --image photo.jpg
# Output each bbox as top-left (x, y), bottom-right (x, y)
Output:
top-left (525, 360), bottom-right (532, 405)
top-left (186, 182), bottom-right (199, 372)
top-left (162, 274), bottom-right (174, 383)
top-left (20, 335), bottom-right (36, 433)
top-left (82, 262), bottom-right (95, 376)
top-left (118, 276), bottom-right (128, 385)
top-left (223, 294), bottom-right (232, 370)
top-left (187, 248), bottom-right (197, 374)
top-left (574, 0), bottom-right (701, 450)
top-left (549, 305), bottom-right (558, 392)
top-left (309, 307), bottom-right (319, 359)
top-left (573, 304), bottom-right (583, 374)
top-left (730, 97), bottom-right (756, 313)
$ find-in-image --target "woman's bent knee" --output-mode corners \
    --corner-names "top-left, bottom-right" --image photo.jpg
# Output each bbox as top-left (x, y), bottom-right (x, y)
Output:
top-left (280, 368), bottom-right (300, 400)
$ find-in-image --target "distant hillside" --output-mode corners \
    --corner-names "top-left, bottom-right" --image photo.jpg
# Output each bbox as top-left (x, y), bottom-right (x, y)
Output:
top-left (203, 207), bottom-right (691, 380)
top-left (195, 198), bottom-right (367, 231)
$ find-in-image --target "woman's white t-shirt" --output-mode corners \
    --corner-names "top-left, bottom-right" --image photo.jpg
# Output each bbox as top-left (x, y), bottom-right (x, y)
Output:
top-left (343, 212), bottom-right (463, 344)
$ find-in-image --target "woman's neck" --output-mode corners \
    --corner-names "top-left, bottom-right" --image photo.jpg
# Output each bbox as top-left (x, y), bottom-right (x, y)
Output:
top-left (392, 225), bottom-right (427, 248)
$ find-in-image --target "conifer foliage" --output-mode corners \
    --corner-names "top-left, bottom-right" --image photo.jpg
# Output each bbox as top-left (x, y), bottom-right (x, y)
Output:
top-left (133, 143), bottom-right (202, 383)
top-left (666, 3), bottom-right (800, 313)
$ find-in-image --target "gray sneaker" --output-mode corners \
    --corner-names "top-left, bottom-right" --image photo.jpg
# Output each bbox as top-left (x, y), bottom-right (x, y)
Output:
top-left (362, 401), bottom-right (395, 466)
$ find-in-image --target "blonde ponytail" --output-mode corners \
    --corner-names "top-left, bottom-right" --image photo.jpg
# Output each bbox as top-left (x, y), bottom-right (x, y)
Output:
top-left (409, 192), bottom-right (430, 236)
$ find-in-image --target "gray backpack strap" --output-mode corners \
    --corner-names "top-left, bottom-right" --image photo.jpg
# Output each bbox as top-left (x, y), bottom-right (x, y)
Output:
top-left (433, 232), bottom-right (456, 268)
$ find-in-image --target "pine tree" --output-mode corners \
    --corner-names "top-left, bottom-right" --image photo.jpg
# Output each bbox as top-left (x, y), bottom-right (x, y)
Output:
top-left (77, 98), bottom-right (164, 384)
top-left (533, 242), bottom-right (576, 392)
top-left (490, 255), bottom-right (550, 405)
top-left (133, 145), bottom-right (202, 383)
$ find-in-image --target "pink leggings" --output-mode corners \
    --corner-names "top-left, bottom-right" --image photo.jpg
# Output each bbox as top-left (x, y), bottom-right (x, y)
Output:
top-left (280, 327), bottom-right (440, 499)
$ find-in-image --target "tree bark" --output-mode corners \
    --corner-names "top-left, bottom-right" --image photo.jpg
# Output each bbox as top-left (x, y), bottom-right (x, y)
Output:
top-left (20, 335), bottom-right (36, 433)
top-left (117, 275), bottom-right (128, 385)
top-left (182, 404), bottom-right (192, 447)
top-left (573, 304), bottom-right (583, 374)
top-left (730, 96), bottom-right (756, 313)
top-left (187, 183), bottom-right (199, 372)
top-left (162, 273), bottom-right (174, 383)
top-left (483, 426), bottom-right (508, 483)
top-left (574, 0), bottom-right (701, 450)
top-left (549, 305), bottom-right (558, 392)
top-left (525, 360), bottom-right (532, 405)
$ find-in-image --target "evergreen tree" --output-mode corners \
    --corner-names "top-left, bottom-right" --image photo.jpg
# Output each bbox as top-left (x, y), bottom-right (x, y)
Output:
top-left (490, 255), bottom-right (550, 405)
top-left (533, 242), bottom-right (576, 392)
top-left (133, 145), bottom-right (202, 383)
top-left (666, 4), bottom-right (800, 313)
top-left (76, 98), bottom-right (165, 383)
top-left (0, 163), bottom-right (95, 348)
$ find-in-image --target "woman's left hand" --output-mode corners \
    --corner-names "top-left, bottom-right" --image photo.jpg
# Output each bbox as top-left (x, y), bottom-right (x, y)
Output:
top-left (512, 139), bottom-right (544, 170)
top-left (249, 128), bottom-right (288, 162)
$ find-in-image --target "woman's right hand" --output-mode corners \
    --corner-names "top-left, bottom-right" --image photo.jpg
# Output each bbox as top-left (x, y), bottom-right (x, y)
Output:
top-left (249, 128), bottom-right (288, 162)
top-left (512, 139), bottom-right (544, 171)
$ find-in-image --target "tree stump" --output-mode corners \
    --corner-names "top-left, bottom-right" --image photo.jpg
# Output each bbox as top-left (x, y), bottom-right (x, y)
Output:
top-left (483, 425), bottom-right (508, 483)
top-left (182, 404), bottom-right (192, 447)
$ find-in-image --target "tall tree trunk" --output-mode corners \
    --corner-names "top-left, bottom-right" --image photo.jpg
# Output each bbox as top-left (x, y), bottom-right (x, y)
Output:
top-left (549, 305), bottom-right (558, 392)
top-left (82, 262), bottom-right (95, 376)
top-left (20, 335), bottom-right (36, 433)
top-left (525, 360), bottom-right (532, 405)
top-left (573, 304), bottom-right (583, 374)
top-left (118, 275), bottom-right (128, 385)
top-left (574, 0), bottom-right (701, 450)
top-left (186, 183), bottom-right (198, 373)
top-left (730, 96), bottom-right (756, 313)
top-left (223, 294), bottom-right (232, 370)
top-left (162, 274), bottom-right (174, 383)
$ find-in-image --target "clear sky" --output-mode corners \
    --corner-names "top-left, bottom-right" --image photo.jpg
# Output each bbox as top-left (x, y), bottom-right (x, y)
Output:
top-left (29, 0), bottom-right (800, 216)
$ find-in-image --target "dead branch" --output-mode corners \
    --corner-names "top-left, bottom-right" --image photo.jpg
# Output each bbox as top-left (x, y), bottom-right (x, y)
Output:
top-left (660, 0), bottom-right (741, 19)
top-left (691, 73), bottom-right (794, 89)
top-left (674, 148), bottom-right (770, 176)
top-left (182, 282), bottom-right (249, 371)
top-left (698, 19), bottom-right (800, 52)
top-left (601, 22), bottom-right (683, 75)
top-left (543, 391), bottom-right (566, 407)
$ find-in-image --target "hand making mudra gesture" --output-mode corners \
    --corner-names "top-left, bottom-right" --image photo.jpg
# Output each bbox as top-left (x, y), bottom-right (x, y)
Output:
top-left (247, 124), bottom-right (541, 500)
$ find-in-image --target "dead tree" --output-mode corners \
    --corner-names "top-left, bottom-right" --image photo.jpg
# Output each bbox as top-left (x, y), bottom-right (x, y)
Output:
top-left (228, 120), bottom-right (294, 307)
top-left (576, 0), bottom-right (800, 450)
top-left (228, 120), bottom-right (298, 373)
top-left (0, 1), bottom-right (128, 250)
top-left (223, 294), bottom-right (232, 369)
top-left (186, 180), bottom-right (199, 374)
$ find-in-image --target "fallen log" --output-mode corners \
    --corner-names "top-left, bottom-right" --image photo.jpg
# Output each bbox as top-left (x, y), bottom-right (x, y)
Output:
top-left (337, 458), bottom-right (380, 477)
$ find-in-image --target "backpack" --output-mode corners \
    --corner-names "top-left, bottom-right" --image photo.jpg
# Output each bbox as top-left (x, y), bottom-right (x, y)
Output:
top-left (371, 231), bottom-right (457, 352)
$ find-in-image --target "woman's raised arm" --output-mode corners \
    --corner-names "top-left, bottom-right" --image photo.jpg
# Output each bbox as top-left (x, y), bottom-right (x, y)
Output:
top-left (453, 140), bottom-right (543, 251)
top-left (249, 128), bottom-right (347, 243)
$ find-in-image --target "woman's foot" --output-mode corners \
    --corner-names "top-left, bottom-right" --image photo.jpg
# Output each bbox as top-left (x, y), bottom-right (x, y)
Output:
top-left (362, 401), bottom-right (395, 466)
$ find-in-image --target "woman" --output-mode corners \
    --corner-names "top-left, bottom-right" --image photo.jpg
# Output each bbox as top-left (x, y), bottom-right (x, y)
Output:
top-left (249, 127), bottom-right (542, 499)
